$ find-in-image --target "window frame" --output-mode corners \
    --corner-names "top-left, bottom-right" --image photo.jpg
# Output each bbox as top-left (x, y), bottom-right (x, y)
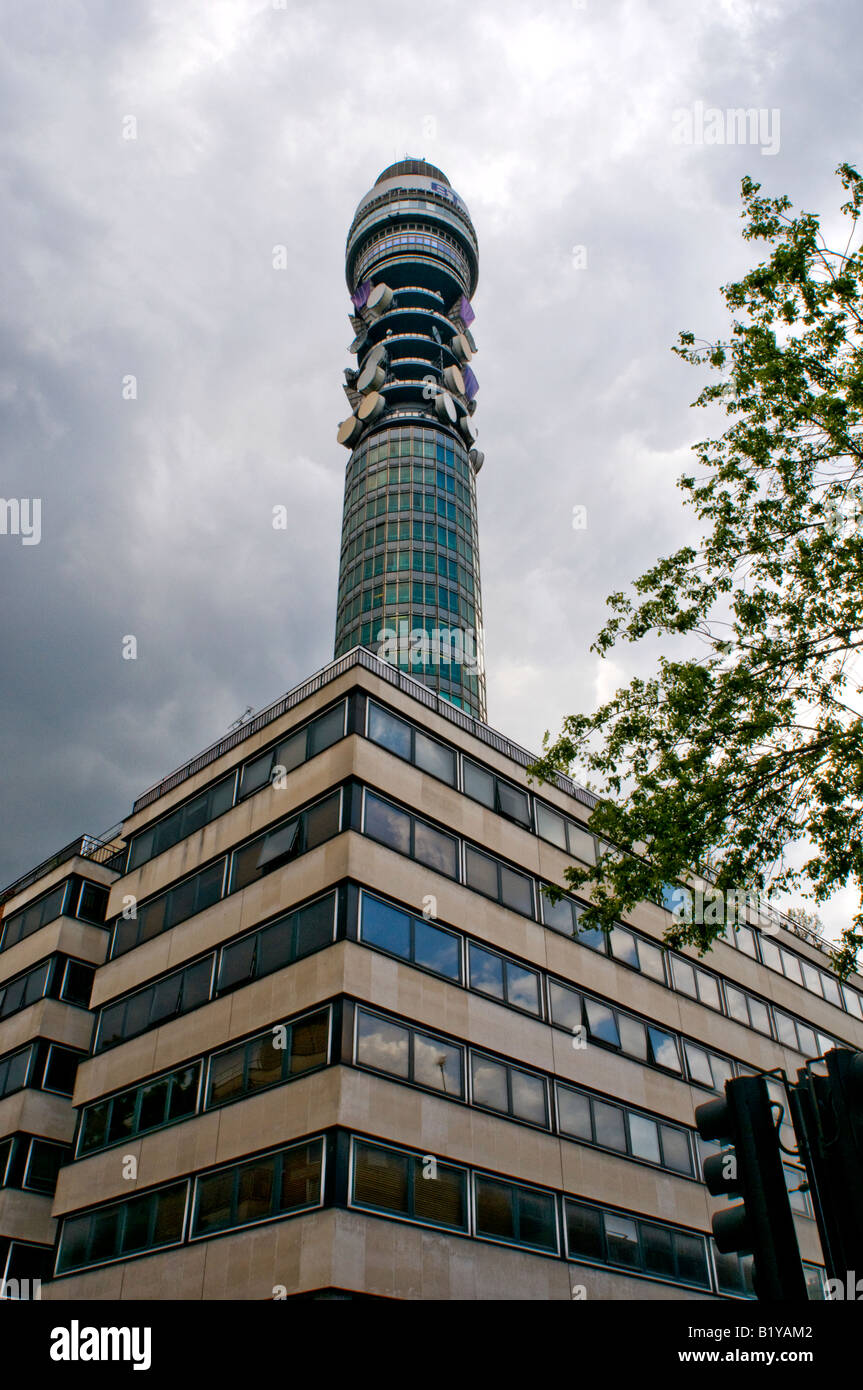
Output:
top-left (469, 1049), bottom-right (549, 1128)
top-left (205, 1008), bottom-right (332, 1111)
top-left (349, 1136), bottom-right (469, 1234)
top-left (354, 1005), bottom-right (465, 1100)
top-left (365, 700), bottom-right (456, 787)
top-left (472, 1171), bottom-right (559, 1255)
top-left (189, 1138), bottom-right (325, 1241)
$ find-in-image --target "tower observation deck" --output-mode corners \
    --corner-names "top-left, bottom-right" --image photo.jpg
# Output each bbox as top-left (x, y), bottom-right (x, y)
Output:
top-left (334, 159), bottom-right (486, 720)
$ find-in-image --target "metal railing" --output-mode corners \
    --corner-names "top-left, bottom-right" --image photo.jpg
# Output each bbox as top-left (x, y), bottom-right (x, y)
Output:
top-left (131, 647), bottom-right (598, 816)
top-left (0, 834), bottom-right (126, 906)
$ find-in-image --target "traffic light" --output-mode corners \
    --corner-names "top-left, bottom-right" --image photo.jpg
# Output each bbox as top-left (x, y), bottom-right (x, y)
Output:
top-left (695, 1074), bottom-right (808, 1302)
top-left (788, 1048), bottom-right (863, 1286)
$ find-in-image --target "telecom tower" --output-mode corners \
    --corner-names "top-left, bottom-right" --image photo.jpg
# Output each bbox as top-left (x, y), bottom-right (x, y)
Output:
top-left (334, 159), bottom-right (486, 720)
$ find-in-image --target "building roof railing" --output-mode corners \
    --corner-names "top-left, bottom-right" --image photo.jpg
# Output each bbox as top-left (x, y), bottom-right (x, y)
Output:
top-left (92, 646), bottom-right (834, 962)
top-left (0, 834), bottom-right (127, 906)
top-left (130, 647), bottom-right (598, 816)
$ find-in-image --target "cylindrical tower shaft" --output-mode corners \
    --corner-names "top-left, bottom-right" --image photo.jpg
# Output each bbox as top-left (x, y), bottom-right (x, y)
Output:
top-left (334, 158), bottom-right (486, 721)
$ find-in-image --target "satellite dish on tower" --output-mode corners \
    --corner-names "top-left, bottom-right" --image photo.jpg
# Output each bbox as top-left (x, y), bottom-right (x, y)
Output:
top-left (358, 391), bottom-right (385, 421)
top-left (451, 333), bottom-right (472, 363)
top-left (443, 365), bottom-right (465, 395)
top-left (337, 415), bottom-right (362, 447)
top-left (367, 284), bottom-right (394, 313)
top-left (357, 359), bottom-right (387, 392)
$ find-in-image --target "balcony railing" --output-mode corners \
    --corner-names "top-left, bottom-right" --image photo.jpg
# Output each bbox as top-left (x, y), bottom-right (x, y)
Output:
top-left (0, 834), bottom-right (126, 906)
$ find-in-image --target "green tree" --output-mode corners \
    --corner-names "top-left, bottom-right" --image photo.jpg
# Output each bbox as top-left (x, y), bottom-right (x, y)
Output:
top-left (531, 164), bottom-right (863, 980)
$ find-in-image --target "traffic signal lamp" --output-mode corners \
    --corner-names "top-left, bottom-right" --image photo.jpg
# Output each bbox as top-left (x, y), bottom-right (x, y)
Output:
top-left (788, 1048), bottom-right (863, 1285)
top-left (695, 1075), bottom-right (808, 1302)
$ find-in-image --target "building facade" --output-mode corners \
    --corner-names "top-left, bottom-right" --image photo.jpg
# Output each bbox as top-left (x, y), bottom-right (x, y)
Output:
top-left (0, 650), bottom-right (852, 1300)
top-left (0, 837), bottom-right (122, 1295)
top-left (2, 162), bottom-right (862, 1301)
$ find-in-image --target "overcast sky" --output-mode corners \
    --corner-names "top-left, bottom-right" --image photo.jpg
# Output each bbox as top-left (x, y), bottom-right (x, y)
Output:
top-left (1, 0), bottom-right (860, 937)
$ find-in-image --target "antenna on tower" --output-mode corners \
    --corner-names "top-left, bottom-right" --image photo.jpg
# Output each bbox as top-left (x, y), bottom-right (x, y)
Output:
top-left (228, 706), bottom-right (254, 732)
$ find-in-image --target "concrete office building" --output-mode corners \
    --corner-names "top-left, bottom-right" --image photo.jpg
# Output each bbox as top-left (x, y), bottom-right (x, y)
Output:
top-left (2, 162), bottom-right (862, 1301)
top-left (0, 838), bottom-right (122, 1293)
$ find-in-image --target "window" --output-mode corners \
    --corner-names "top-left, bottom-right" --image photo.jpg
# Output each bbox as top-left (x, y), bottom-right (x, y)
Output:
top-left (230, 791), bottom-right (342, 893)
top-left (820, 972), bottom-right (843, 1009)
top-left (0, 883), bottom-right (68, 952)
top-left (79, 1063), bottom-right (202, 1155)
top-left (112, 860), bottom-right (226, 957)
top-left (535, 802), bottom-right (566, 849)
top-left (780, 948), bottom-right (804, 985)
top-left (567, 821), bottom-right (596, 864)
top-left (0, 961), bottom-right (51, 1019)
top-left (0, 1047), bottom-right (30, 1100)
top-left (801, 960), bottom-right (822, 994)
top-left (474, 1174), bottom-right (557, 1252)
top-left (464, 845), bottom-right (533, 916)
top-left (540, 889), bottom-right (581, 936)
top-left (363, 792), bottom-right (457, 878)
top-left (647, 1025), bottom-right (682, 1072)
top-left (359, 892), bottom-right (461, 981)
top-left (364, 792), bottom-right (411, 855)
top-left (715, 1248), bottom-right (755, 1297)
top-left (216, 892), bottom-right (336, 995)
top-left (76, 881), bottom-right (110, 924)
top-left (628, 1113), bottom-right (661, 1164)
top-left (610, 928), bottom-right (639, 969)
top-left (565, 1200), bottom-right (604, 1261)
top-left (356, 1008), bottom-right (463, 1097)
top-left (59, 960), bottom-right (95, 1007)
top-left (414, 819), bottom-right (458, 877)
top-left (548, 979), bottom-right (583, 1032)
top-left (57, 1183), bottom-right (188, 1272)
top-left (683, 1042), bottom-right (714, 1089)
top-left (844, 985), bottom-right (863, 1020)
top-left (556, 1083), bottom-right (692, 1176)
top-left (585, 999), bottom-right (620, 1049)
top-left (725, 984), bottom-right (772, 1035)
top-left (41, 1045), bottom-right (82, 1095)
top-left (605, 1213), bottom-right (639, 1266)
top-left (636, 938), bottom-right (667, 983)
top-left (255, 820), bottom-right (300, 872)
top-left (192, 1140), bottom-right (323, 1238)
top-left (351, 1140), bottom-right (468, 1231)
top-left (565, 1199), bottom-right (710, 1288)
top-left (463, 760), bottom-right (531, 828)
top-left (0, 1242), bottom-right (55, 1292)
top-left (236, 704), bottom-right (345, 801)
top-left (127, 774), bottom-right (235, 870)
top-left (672, 955), bottom-right (722, 1009)
top-left (467, 943), bottom-right (540, 1015)
top-left (672, 957), bottom-right (696, 997)
top-left (470, 1052), bottom-right (547, 1125)
top-left (683, 1041), bottom-right (734, 1091)
top-left (96, 956), bottom-right (215, 1052)
top-left (23, 1140), bottom-right (71, 1195)
top-left (803, 1263), bottom-right (827, 1300)
top-left (414, 730), bottom-right (456, 783)
top-left (366, 701), bottom-right (456, 785)
top-left (534, 802), bottom-right (596, 863)
top-left (759, 936), bottom-right (783, 972)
